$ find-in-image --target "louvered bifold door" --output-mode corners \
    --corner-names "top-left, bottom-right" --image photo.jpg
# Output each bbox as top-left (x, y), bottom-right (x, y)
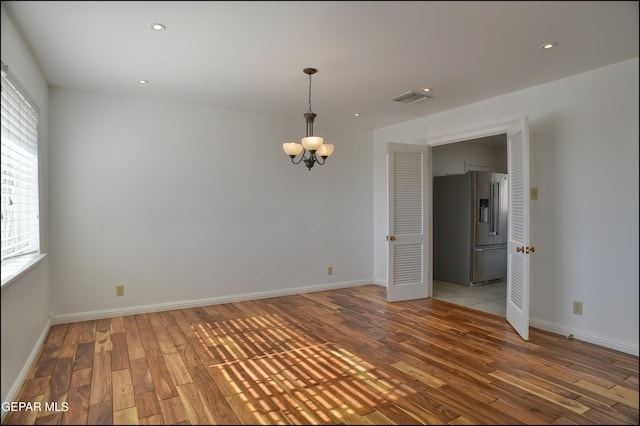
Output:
top-left (387, 143), bottom-right (429, 302)
top-left (506, 117), bottom-right (531, 340)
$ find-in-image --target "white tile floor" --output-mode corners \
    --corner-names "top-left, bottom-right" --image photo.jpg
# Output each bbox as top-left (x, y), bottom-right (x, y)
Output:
top-left (432, 279), bottom-right (506, 317)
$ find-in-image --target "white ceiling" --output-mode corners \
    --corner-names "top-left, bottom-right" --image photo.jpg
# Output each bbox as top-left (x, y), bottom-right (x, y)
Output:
top-left (3, 1), bottom-right (638, 131)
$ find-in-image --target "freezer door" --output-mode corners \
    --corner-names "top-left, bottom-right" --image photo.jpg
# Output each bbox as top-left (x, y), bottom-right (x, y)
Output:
top-left (471, 245), bottom-right (507, 285)
top-left (473, 172), bottom-right (494, 246)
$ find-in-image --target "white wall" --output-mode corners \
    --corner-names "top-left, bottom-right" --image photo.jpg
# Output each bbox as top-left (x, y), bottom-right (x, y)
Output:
top-left (374, 58), bottom-right (639, 355)
top-left (1, 4), bottom-right (51, 406)
top-left (432, 143), bottom-right (506, 176)
top-left (48, 89), bottom-right (374, 319)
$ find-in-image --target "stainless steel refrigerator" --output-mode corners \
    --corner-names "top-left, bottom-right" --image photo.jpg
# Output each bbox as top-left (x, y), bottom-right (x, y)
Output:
top-left (433, 171), bottom-right (508, 286)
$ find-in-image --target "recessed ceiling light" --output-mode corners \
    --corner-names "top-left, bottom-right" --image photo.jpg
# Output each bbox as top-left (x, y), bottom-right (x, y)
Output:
top-left (422, 87), bottom-right (432, 92)
top-left (150, 23), bottom-right (166, 31)
top-left (354, 113), bottom-right (361, 117)
top-left (137, 80), bottom-right (149, 85)
top-left (540, 42), bottom-right (557, 49)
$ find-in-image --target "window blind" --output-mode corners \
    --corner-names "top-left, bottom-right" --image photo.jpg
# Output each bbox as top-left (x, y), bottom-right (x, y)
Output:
top-left (1, 67), bottom-right (40, 261)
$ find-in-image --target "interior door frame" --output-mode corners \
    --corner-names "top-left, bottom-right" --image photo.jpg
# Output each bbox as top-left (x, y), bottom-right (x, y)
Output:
top-left (426, 121), bottom-right (515, 298)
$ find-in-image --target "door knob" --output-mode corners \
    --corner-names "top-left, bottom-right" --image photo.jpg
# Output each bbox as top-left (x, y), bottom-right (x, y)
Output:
top-left (387, 235), bottom-right (396, 241)
top-left (517, 246), bottom-right (535, 254)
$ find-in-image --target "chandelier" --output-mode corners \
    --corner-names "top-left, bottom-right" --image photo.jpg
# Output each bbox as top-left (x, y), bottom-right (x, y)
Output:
top-left (282, 68), bottom-right (334, 170)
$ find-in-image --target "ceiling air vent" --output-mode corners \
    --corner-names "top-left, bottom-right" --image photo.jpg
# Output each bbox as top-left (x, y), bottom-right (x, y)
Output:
top-left (392, 90), bottom-right (430, 105)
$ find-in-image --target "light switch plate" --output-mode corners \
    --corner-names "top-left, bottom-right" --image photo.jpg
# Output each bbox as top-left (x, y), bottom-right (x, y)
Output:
top-left (530, 187), bottom-right (538, 200)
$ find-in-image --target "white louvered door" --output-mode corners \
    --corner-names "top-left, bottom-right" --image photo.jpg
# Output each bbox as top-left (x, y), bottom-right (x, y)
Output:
top-left (387, 143), bottom-right (430, 302)
top-left (506, 117), bottom-right (531, 340)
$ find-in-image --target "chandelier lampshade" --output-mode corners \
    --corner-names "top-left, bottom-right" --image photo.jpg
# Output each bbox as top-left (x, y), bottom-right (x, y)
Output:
top-left (283, 142), bottom-right (303, 157)
top-left (301, 136), bottom-right (323, 151)
top-left (317, 143), bottom-right (334, 158)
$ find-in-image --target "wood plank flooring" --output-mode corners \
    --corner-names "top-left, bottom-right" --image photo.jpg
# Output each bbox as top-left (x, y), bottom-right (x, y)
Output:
top-left (3, 285), bottom-right (638, 425)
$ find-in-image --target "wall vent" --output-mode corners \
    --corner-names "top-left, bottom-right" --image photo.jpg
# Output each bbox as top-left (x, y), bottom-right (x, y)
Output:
top-left (392, 90), bottom-right (431, 105)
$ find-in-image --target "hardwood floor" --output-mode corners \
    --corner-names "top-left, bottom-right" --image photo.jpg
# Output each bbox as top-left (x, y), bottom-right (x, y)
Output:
top-left (3, 285), bottom-right (638, 425)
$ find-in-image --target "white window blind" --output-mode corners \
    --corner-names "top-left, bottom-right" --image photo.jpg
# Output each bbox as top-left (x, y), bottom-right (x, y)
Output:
top-left (1, 67), bottom-right (40, 262)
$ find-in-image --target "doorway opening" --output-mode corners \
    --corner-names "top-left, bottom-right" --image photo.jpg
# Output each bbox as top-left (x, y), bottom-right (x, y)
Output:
top-left (431, 133), bottom-right (508, 316)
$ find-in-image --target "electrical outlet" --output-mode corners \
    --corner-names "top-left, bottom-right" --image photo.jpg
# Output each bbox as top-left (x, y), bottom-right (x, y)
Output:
top-left (116, 285), bottom-right (124, 297)
top-left (328, 266), bottom-right (333, 276)
top-left (573, 301), bottom-right (582, 315)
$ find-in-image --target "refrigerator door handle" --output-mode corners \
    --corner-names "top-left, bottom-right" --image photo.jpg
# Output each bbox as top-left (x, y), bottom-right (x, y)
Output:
top-left (493, 182), bottom-right (500, 236)
top-left (489, 182), bottom-right (497, 236)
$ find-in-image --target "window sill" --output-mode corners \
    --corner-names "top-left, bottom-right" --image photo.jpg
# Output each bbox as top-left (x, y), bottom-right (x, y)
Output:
top-left (1, 253), bottom-right (47, 289)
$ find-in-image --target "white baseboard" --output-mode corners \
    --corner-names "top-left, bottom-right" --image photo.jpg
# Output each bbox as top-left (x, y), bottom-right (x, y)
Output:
top-left (52, 280), bottom-right (638, 357)
top-left (51, 279), bottom-right (372, 325)
top-left (530, 317), bottom-right (639, 356)
top-left (344, 281), bottom-right (638, 356)
top-left (1, 318), bottom-right (51, 424)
